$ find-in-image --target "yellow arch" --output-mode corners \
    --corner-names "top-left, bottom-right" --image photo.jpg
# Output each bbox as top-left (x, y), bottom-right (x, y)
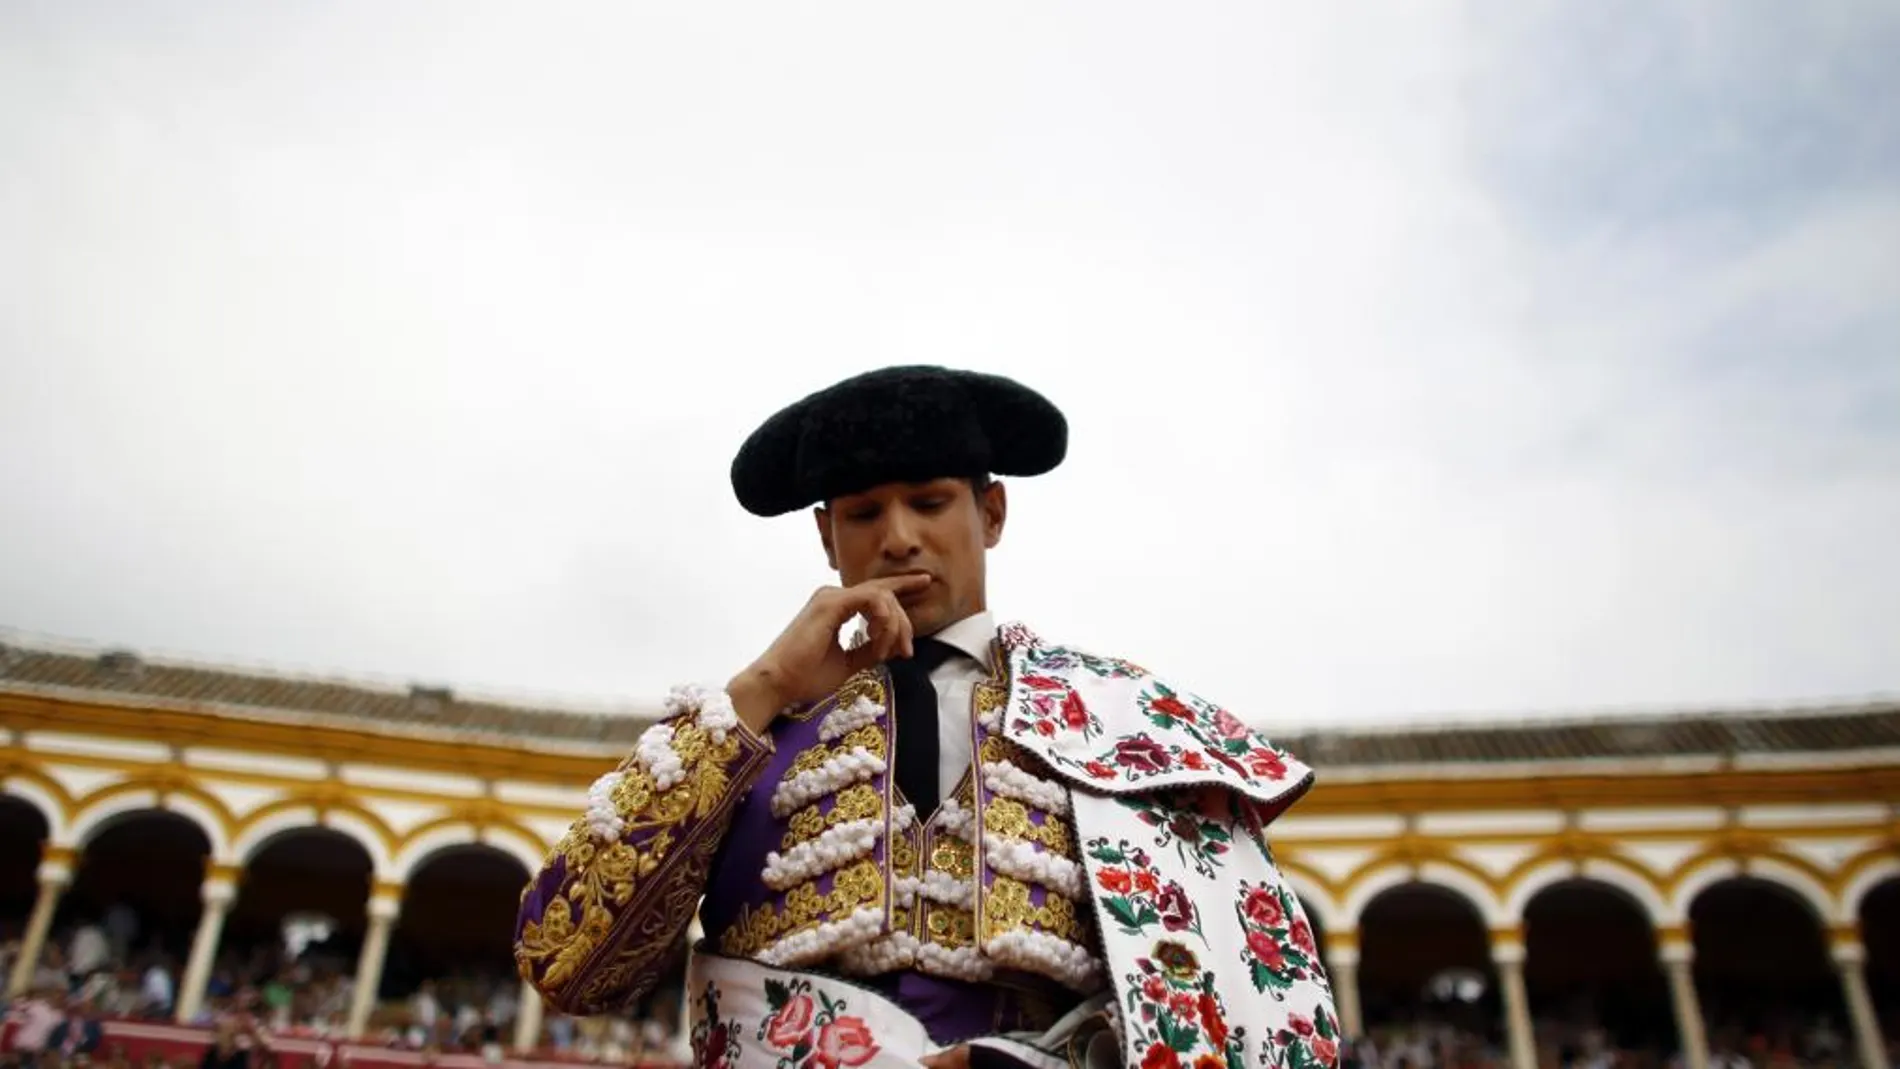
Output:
top-left (1666, 841), bottom-right (1839, 923)
top-left (390, 814), bottom-right (548, 881)
top-left (231, 795), bottom-right (399, 869)
top-left (1, 764), bottom-right (76, 839)
top-left (69, 776), bottom-right (236, 856)
top-left (1834, 842), bottom-right (1900, 919)
top-left (1338, 841), bottom-right (1506, 926)
top-left (1500, 842), bottom-right (1672, 925)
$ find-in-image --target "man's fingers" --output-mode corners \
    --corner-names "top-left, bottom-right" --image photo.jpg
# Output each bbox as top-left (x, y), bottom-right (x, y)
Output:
top-left (864, 572), bottom-right (934, 594)
top-left (920, 1046), bottom-right (970, 1069)
top-left (838, 589), bottom-right (913, 669)
top-left (871, 589), bottom-right (913, 661)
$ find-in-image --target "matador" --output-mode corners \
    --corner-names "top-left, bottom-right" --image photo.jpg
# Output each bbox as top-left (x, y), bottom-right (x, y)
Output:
top-left (515, 365), bottom-right (1337, 1069)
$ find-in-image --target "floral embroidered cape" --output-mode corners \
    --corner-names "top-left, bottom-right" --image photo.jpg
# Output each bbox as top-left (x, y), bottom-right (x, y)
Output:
top-left (989, 622), bottom-right (1339, 1069)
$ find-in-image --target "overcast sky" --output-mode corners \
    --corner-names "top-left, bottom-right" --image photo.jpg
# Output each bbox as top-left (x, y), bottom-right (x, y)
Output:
top-left (3, 3), bottom-right (1896, 729)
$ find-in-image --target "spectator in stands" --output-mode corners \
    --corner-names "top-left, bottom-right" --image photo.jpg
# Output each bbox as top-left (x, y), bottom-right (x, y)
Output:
top-left (137, 958), bottom-right (174, 1021)
top-left (66, 922), bottom-right (109, 987)
top-left (45, 1002), bottom-right (103, 1060)
top-left (6, 986), bottom-right (65, 1061)
top-left (198, 1015), bottom-right (268, 1069)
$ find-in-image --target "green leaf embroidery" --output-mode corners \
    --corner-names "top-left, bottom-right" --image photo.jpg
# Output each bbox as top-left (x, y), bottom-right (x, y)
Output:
top-left (1105, 896), bottom-right (1144, 931)
top-left (764, 979), bottom-right (789, 1011)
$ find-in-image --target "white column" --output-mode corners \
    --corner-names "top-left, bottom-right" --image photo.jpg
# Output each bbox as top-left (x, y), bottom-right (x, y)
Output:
top-left (513, 978), bottom-right (545, 1054)
top-left (1832, 934), bottom-right (1891, 1069)
top-left (679, 913), bottom-right (704, 1038)
top-left (1660, 934), bottom-right (1709, 1069)
top-left (347, 885), bottom-right (402, 1040)
top-left (175, 867), bottom-right (240, 1023)
top-left (1491, 933), bottom-right (1536, 1069)
top-left (5, 848), bottom-right (73, 997)
top-left (1327, 939), bottom-right (1365, 1040)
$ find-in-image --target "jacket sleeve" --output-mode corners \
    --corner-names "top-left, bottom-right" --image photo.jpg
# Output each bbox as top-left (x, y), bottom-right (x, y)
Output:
top-left (513, 685), bottom-right (775, 1014)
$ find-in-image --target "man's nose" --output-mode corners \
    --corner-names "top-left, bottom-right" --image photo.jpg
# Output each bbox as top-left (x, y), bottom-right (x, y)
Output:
top-left (880, 510), bottom-right (922, 559)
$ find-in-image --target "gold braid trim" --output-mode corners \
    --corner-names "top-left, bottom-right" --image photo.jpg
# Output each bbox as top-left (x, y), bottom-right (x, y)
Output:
top-left (982, 796), bottom-right (1077, 859)
top-left (781, 782), bottom-right (884, 850)
top-left (514, 716), bottom-right (762, 1009)
top-left (716, 857), bottom-right (886, 958)
top-left (980, 874), bottom-right (1091, 945)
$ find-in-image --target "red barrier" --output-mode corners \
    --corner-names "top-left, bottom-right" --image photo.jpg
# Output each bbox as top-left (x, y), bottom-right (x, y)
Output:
top-left (9, 1020), bottom-right (686, 1069)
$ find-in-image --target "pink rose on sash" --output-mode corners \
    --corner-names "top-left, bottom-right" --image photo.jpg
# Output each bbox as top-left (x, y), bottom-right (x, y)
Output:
top-left (814, 1017), bottom-right (879, 1068)
top-left (766, 993), bottom-right (815, 1049)
top-left (1212, 708), bottom-right (1250, 740)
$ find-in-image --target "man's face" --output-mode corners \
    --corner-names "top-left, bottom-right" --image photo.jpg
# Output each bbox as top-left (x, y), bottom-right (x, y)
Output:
top-left (817, 476), bottom-right (1007, 637)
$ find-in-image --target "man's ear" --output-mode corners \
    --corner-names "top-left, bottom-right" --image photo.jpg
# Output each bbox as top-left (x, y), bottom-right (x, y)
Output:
top-left (814, 506), bottom-right (839, 570)
top-left (980, 480), bottom-right (1007, 549)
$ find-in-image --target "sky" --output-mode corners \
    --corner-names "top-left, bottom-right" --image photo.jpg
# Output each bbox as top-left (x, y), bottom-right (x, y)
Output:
top-left (2, 2), bottom-right (1896, 729)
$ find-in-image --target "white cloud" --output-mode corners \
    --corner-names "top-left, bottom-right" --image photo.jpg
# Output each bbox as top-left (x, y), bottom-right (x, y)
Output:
top-left (1, 3), bottom-right (1893, 727)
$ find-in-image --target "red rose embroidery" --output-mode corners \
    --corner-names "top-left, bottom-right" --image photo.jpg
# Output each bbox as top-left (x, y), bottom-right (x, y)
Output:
top-left (1141, 975), bottom-right (1168, 1002)
top-left (1290, 917), bottom-right (1316, 956)
top-left (1198, 992), bottom-right (1228, 1049)
top-left (1097, 868), bottom-right (1133, 894)
top-left (1113, 736), bottom-right (1171, 774)
top-left (1133, 870), bottom-right (1160, 895)
top-left (1182, 751), bottom-right (1208, 771)
top-left (1241, 888), bottom-right (1285, 928)
top-left (1248, 749), bottom-right (1288, 780)
top-left (1212, 709), bottom-right (1250, 740)
top-left (1169, 992), bottom-right (1198, 1019)
top-left (1084, 760), bottom-right (1117, 779)
top-left (1142, 1043), bottom-right (1181, 1069)
top-left (1289, 1015), bottom-right (1315, 1038)
top-left (1150, 694), bottom-right (1193, 722)
top-left (1194, 1057), bottom-right (1225, 1069)
top-left (1061, 689), bottom-right (1089, 730)
top-left (1035, 720), bottom-right (1056, 737)
top-left (1209, 749), bottom-right (1250, 779)
top-left (814, 1017), bottom-right (879, 1069)
top-left (765, 993), bottom-right (814, 1048)
top-left (1020, 674), bottom-right (1066, 691)
top-left (1312, 1037), bottom-right (1340, 1067)
top-left (1246, 929), bottom-right (1286, 970)
top-left (704, 1030), bottom-right (730, 1069)
top-left (1155, 883), bottom-right (1196, 932)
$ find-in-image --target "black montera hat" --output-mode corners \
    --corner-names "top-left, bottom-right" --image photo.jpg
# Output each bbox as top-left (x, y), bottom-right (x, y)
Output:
top-left (729, 365), bottom-right (1067, 517)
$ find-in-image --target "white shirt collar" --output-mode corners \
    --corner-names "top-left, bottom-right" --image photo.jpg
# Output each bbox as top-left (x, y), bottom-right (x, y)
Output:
top-left (930, 609), bottom-right (995, 669)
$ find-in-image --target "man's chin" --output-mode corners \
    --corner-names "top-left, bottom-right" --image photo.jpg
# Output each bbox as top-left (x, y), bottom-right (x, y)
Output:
top-left (901, 602), bottom-right (944, 638)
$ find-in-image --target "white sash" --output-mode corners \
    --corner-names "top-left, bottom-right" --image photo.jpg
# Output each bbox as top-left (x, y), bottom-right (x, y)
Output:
top-left (685, 951), bottom-right (938, 1068)
top-left (685, 951), bottom-right (1117, 1069)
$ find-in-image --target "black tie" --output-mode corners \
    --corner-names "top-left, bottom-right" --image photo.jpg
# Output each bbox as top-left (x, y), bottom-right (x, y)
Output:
top-left (886, 637), bottom-right (960, 812)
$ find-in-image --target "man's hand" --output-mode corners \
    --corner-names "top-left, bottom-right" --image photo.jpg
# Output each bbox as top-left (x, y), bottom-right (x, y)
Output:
top-left (920, 1046), bottom-right (970, 1069)
top-left (728, 574), bottom-right (933, 734)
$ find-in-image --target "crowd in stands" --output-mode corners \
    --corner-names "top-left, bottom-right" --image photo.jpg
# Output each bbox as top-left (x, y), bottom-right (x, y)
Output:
top-left (1339, 1006), bottom-right (1893, 1069)
top-left (6, 909), bottom-right (1894, 1069)
top-left (0, 908), bottom-right (691, 1068)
